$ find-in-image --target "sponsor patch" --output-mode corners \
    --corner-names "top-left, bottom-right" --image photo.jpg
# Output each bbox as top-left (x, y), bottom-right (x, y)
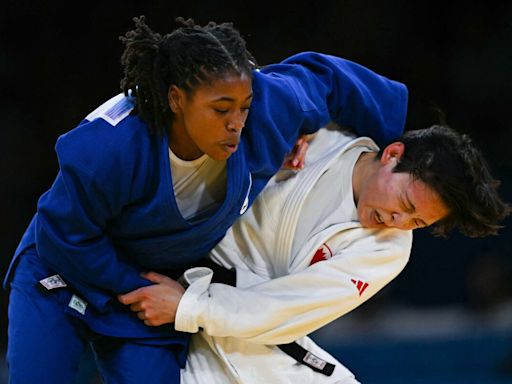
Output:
top-left (39, 274), bottom-right (67, 290)
top-left (68, 294), bottom-right (88, 315)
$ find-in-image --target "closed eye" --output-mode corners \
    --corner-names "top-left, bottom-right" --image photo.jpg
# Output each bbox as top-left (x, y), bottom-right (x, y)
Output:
top-left (414, 219), bottom-right (427, 229)
top-left (399, 195), bottom-right (414, 214)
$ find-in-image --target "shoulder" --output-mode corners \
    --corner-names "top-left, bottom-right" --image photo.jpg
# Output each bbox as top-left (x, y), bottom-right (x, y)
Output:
top-left (250, 53), bottom-right (329, 111)
top-left (57, 93), bottom-right (151, 156)
top-left (55, 94), bottom-right (158, 181)
top-left (84, 92), bottom-right (135, 126)
top-left (332, 227), bottom-right (412, 267)
top-left (372, 229), bottom-right (413, 267)
top-left (245, 55), bottom-right (329, 140)
top-left (260, 51), bottom-right (337, 72)
top-left (259, 51), bottom-right (355, 81)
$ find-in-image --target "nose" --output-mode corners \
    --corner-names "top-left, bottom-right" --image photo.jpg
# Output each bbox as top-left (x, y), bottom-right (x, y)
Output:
top-left (226, 111), bottom-right (245, 132)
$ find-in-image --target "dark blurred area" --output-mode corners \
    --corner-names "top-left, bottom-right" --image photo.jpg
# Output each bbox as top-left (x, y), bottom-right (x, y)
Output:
top-left (1, 1), bottom-right (511, 382)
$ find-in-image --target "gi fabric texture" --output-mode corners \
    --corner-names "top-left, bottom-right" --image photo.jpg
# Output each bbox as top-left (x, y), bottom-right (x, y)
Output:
top-left (179, 129), bottom-right (413, 383)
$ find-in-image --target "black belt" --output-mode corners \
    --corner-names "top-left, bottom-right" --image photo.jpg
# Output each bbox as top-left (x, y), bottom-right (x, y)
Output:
top-left (175, 258), bottom-right (335, 377)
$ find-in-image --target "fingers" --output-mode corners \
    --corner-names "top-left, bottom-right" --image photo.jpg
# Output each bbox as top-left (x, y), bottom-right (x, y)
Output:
top-left (289, 138), bottom-right (303, 167)
top-left (118, 273), bottom-right (170, 305)
top-left (143, 318), bottom-right (164, 327)
top-left (292, 140), bottom-right (308, 168)
top-left (117, 285), bottom-right (182, 327)
top-left (281, 134), bottom-right (309, 170)
top-left (118, 278), bottom-right (183, 307)
top-left (136, 309), bottom-right (162, 326)
top-left (141, 272), bottom-right (183, 292)
top-left (118, 288), bottom-right (144, 305)
top-left (122, 298), bottom-right (162, 326)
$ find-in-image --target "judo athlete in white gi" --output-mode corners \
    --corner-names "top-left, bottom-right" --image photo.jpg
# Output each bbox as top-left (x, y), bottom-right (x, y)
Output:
top-left (119, 126), bottom-right (510, 383)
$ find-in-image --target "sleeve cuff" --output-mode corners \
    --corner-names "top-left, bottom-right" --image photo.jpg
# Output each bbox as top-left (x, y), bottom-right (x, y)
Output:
top-left (175, 267), bottom-right (213, 333)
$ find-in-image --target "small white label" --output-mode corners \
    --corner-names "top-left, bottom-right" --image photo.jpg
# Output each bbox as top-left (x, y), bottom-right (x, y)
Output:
top-left (240, 173), bottom-right (252, 215)
top-left (68, 294), bottom-right (88, 315)
top-left (39, 274), bottom-right (67, 290)
top-left (303, 352), bottom-right (327, 370)
top-left (240, 196), bottom-right (249, 215)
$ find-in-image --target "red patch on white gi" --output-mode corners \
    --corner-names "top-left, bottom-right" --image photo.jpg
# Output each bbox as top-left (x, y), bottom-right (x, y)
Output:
top-left (309, 243), bottom-right (333, 265)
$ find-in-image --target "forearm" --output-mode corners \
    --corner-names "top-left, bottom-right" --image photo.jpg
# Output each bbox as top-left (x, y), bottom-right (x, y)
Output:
top-left (276, 52), bottom-right (409, 146)
top-left (176, 228), bottom-right (412, 344)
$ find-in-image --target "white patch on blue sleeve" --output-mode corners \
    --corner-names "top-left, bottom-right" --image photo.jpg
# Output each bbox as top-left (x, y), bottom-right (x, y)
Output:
top-left (85, 93), bottom-right (135, 126)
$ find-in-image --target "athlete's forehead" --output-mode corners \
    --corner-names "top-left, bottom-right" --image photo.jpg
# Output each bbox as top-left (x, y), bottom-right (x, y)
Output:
top-left (189, 73), bottom-right (252, 102)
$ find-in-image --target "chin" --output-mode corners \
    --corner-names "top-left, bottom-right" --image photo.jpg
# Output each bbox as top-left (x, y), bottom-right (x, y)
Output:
top-left (359, 210), bottom-right (375, 228)
top-left (360, 220), bottom-right (374, 229)
top-left (206, 150), bottom-right (228, 161)
top-left (216, 152), bottom-right (232, 161)
top-left (358, 216), bottom-right (369, 228)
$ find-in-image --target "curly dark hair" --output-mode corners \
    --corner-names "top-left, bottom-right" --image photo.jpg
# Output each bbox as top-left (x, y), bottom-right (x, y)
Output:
top-left (119, 15), bottom-right (257, 135)
top-left (388, 125), bottom-right (511, 237)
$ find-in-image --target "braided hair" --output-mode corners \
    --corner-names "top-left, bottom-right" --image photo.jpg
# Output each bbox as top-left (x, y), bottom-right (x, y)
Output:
top-left (120, 15), bottom-right (257, 135)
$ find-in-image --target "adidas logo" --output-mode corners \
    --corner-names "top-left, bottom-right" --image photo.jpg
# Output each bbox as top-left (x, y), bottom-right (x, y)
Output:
top-left (351, 279), bottom-right (369, 296)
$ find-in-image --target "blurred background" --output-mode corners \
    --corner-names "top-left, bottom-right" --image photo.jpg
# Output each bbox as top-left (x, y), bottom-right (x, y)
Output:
top-left (1, 1), bottom-right (511, 383)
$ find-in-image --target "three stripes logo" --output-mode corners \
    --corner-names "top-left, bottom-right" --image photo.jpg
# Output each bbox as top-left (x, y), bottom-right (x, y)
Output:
top-left (351, 279), bottom-right (369, 296)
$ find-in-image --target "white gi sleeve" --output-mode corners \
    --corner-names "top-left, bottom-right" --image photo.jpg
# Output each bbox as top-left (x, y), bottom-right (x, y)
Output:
top-left (175, 228), bottom-right (412, 344)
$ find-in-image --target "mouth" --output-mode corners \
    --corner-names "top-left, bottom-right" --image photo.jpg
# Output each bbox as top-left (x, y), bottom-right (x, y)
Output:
top-left (221, 142), bottom-right (239, 154)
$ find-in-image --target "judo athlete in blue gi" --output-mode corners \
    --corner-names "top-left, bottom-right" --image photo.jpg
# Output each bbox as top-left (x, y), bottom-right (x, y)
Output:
top-left (4, 16), bottom-right (408, 383)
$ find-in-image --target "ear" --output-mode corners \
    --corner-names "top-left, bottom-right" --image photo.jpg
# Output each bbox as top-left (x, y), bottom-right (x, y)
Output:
top-left (168, 85), bottom-right (185, 114)
top-left (380, 142), bottom-right (405, 166)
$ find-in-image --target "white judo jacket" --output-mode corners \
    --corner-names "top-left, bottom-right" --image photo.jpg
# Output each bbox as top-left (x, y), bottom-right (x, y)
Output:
top-left (178, 129), bottom-right (413, 384)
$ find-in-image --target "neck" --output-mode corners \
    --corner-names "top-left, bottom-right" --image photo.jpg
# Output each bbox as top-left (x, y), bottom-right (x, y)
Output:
top-left (352, 151), bottom-right (377, 204)
top-left (168, 122), bottom-right (203, 161)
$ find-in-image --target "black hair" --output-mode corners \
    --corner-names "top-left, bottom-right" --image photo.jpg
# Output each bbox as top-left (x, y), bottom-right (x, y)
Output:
top-left (119, 15), bottom-right (257, 135)
top-left (388, 125), bottom-right (510, 237)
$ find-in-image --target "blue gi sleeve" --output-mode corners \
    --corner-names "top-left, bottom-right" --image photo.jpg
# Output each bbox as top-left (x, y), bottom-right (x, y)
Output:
top-left (263, 51), bottom-right (408, 147)
top-left (35, 138), bottom-right (151, 312)
top-left (243, 52), bottom-right (408, 197)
